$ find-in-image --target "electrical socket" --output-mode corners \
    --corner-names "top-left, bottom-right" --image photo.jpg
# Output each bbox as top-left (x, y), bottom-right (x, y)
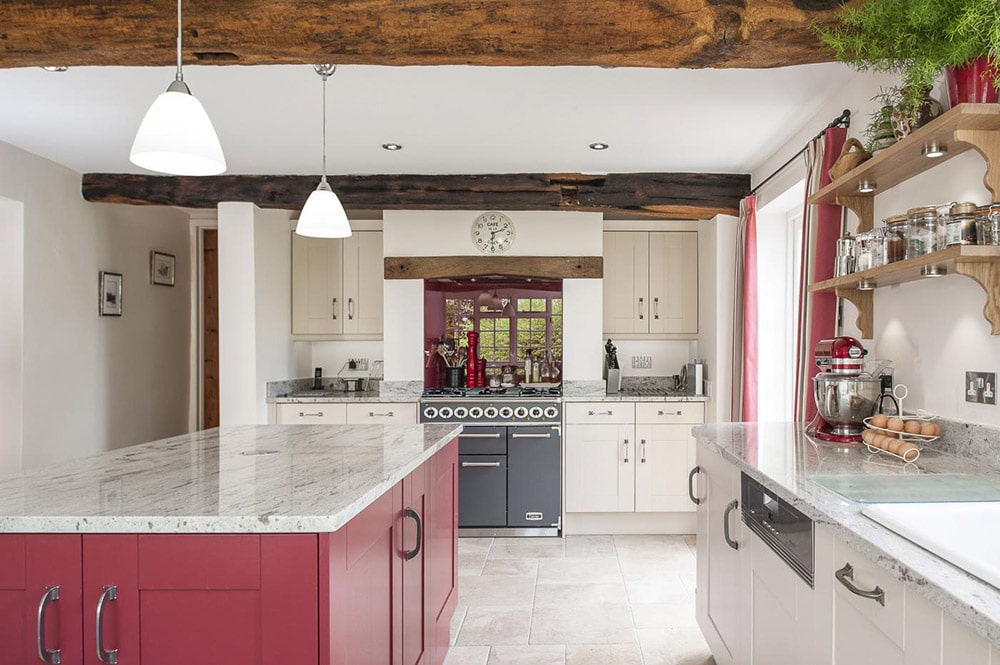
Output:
top-left (348, 358), bottom-right (369, 371)
top-left (631, 355), bottom-right (653, 369)
top-left (965, 371), bottom-right (997, 405)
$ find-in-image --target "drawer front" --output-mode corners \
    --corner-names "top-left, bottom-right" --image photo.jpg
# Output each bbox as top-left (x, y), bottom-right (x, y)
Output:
top-left (565, 401), bottom-right (635, 424)
top-left (833, 538), bottom-right (904, 649)
top-left (636, 401), bottom-right (704, 424)
top-left (345, 402), bottom-right (417, 424)
top-left (276, 402), bottom-right (347, 424)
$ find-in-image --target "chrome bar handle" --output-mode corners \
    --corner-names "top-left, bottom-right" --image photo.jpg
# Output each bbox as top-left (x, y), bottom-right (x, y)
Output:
top-left (587, 410), bottom-right (613, 416)
top-left (723, 500), bottom-right (740, 550)
top-left (348, 298), bottom-right (354, 320)
top-left (657, 410), bottom-right (683, 416)
top-left (461, 433), bottom-right (502, 439)
top-left (368, 411), bottom-right (394, 417)
top-left (460, 461), bottom-right (502, 468)
top-left (511, 432), bottom-right (551, 439)
top-left (835, 563), bottom-right (885, 606)
top-left (36, 586), bottom-right (61, 664)
top-left (640, 439), bottom-right (647, 463)
top-left (96, 586), bottom-right (119, 664)
top-left (332, 297), bottom-right (337, 320)
top-left (298, 411), bottom-right (324, 417)
top-left (404, 507), bottom-right (423, 561)
top-left (688, 466), bottom-right (702, 505)
top-left (638, 297), bottom-right (644, 320)
top-left (654, 297), bottom-right (660, 320)
top-left (623, 439), bottom-right (629, 464)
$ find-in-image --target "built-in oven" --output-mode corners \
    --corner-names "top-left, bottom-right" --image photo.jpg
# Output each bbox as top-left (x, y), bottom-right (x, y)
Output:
top-left (741, 472), bottom-right (815, 587)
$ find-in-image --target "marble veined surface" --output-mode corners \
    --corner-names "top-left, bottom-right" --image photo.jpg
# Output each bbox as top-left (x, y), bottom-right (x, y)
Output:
top-left (694, 422), bottom-right (1000, 647)
top-left (0, 424), bottom-right (461, 534)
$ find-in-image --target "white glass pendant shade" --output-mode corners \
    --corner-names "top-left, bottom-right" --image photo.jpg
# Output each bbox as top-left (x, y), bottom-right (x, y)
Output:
top-left (130, 81), bottom-right (227, 176)
top-left (296, 179), bottom-right (352, 238)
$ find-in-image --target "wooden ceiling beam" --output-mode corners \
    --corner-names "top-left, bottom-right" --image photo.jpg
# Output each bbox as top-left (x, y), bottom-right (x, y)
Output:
top-left (81, 172), bottom-right (749, 220)
top-left (0, 1), bottom-right (848, 70)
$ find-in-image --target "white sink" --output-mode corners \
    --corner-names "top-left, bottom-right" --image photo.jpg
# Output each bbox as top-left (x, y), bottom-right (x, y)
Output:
top-left (863, 502), bottom-right (1000, 590)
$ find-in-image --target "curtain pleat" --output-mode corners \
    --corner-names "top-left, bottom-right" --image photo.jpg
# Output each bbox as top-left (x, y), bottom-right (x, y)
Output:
top-left (731, 195), bottom-right (758, 422)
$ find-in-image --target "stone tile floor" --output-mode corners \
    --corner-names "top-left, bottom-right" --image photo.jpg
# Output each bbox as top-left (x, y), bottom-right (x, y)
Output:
top-left (444, 535), bottom-right (716, 665)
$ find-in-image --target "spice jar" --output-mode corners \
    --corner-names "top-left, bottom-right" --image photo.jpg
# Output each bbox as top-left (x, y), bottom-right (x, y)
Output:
top-left (906, 205), bottom-right (940, 258)
top-left (947, 202), bottom-right (978, 246)
top-left (884, 215), bottom-right (907, 263)
top-left (855, 232), bottom-right (875, 272)
top-left (976, 205), bottom-right (1000, 246)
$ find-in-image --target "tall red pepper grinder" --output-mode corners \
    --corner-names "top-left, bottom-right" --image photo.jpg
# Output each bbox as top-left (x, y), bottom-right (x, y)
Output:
top-left (466, 331), bottom-right (478, 388)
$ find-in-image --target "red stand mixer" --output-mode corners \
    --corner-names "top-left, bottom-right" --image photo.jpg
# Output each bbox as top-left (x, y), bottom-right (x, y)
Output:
top-left (807, 337), bottom-right (883, 445)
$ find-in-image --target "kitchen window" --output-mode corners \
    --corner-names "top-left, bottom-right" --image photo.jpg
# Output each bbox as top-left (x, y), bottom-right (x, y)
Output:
top-left (442, 296), bottom-right (563, 367)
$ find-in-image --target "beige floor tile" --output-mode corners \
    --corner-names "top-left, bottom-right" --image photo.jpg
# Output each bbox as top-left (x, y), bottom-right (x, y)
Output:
top-left (537, 557), bottom-right (622, 584)
top-left (534, 582), bottom-right (629, 608)
top-left (458, 606), bottom-right (533, 646)
top-left (445, 645), bottom-right (491, 665)
top-left (680, 572), bottom-right (697, 599)
top-left (460, 551), bottom-right (489, 576)
top-left (483, 558), bottom-right (540, 577)
top-left (631, 601), bottom-right (699, 630)
top-left (615, 535), bottom-right (693, 560)
top-left (488, 645), bottom-right (566, 665)
top-left (624, 574), bottom-right (691, 604)
top-left (565, 644), bottom-right (644, 665)
top-left (460, 537), bottom-right (495, 553)
top-left (490, 538), bottom-right (566, 559)
top-left (636, 627), bottom-right (715, 665)
top-left (460, 574), bottom-right (536, 607)
top-left (619, 554), bottom-right (695, 580)
top-left (530, 604), bottom-right (635, 645)
top-left (564, 535), bottom-right (617, 558)
top-left (452, 607), bottom-right (469, 646)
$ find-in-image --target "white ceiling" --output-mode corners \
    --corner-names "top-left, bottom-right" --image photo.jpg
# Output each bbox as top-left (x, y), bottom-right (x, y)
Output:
top-left (0, 63), bottom-right (855, 177)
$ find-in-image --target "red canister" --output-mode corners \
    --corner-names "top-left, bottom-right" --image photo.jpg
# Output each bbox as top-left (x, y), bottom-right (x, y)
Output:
top-left (466, 331), bottom-right (479, 388)
top-left (476, 358), bottom-right (487, 388)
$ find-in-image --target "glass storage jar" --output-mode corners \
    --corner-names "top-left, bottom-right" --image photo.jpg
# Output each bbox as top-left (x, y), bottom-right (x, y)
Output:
top-left (906, 205), bottom-right (940, 258)
top-left (976, 205), bottom-right (1000, 245)
top-left (884, 215), bottom-right (908, 263)
top-left (947, 202), bottom-right (978, 246)
top-left (854, 232), bottom-right (875, 272)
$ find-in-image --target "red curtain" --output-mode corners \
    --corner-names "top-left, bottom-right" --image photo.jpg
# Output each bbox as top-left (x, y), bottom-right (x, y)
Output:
top-left (731, 195), bottom-right (758, 422)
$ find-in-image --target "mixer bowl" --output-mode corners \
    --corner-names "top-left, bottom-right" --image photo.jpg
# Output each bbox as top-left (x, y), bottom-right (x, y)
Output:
top-left (812, 375), bottom-right (881, 435)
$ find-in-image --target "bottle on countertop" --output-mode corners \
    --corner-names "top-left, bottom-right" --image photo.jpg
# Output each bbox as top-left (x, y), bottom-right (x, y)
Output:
top-left (313, 367), bottom-right (323, 390)
top-left (524, 349), bottom-right (533, 385)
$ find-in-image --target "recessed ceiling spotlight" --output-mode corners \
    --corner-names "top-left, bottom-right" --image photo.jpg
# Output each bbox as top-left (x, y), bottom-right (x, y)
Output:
top-left (922, 142), bottom-right (947, 158)
top-left (40, 66), bottom-right (69, 72)
top-left (589, 142), bottom-right (609, 150)
top-left (381, 143), bottom-right (403, 151)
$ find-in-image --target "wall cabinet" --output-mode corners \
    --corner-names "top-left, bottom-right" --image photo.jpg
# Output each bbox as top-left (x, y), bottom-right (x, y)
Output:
top-left (602, 231), bottom-right (698, 336)
top-left (291, 230), bottom-right (383, 337)
top-left (565, 401), bottom-right (702, 514)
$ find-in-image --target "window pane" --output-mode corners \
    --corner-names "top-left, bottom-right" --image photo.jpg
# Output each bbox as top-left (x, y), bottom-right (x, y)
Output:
top-left (480, 319), bottom-right (495, 332)
top-left (496, 318), bottom-right (510, 331)
top-left (531, 298), bottom-right (546, 312)
top-left (496, 331), bottom-right (510, 348)
top-left (552, 299), bottom-right (563, 315)
top-left (517, 299), bottom-right (531, 312)
top-left (517, 318), bottom-right (531, 331)
top-left (480, 332), bottom-right (495, 347)
top-left (531, 318), bottom-right (546, 331)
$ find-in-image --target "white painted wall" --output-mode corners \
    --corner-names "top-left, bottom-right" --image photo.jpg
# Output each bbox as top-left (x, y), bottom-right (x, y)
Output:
top-left (0, 140), bottom-right (191, 469)
top-left (697, 214), bottom-right (738, 423)
top-left (0, 198), bottom-right (24, 474)
top-left (218, 203), bottom-right (296, 424)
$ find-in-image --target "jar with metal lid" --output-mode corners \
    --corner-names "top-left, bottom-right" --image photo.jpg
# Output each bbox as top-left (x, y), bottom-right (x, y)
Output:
top-left (976, 205), bottom-right (1000, 246)
top-left (884, 215), bottom-right (907, 263)
top-left (947, 202), bottom-right (978, 246)
top-left (906, 205), bottom-right (939, 258)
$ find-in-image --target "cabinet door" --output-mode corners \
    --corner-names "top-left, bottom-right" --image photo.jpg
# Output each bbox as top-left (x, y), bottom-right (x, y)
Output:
top-left (83, 535), bottom-right (139, 665)
top-left (342, 231), bottom-right (384, 335)
top-left (565, 423), bottom-right (634, 512)
top-left (603, 231), bottom-right (649, 334)
top-left (426, 441), bottom-right (458, 665)
top-left (0, 534), bottom-right (83, 665)
top-left (635, 424), bottom-right (695, 512)
top-left (291, 233), bottom-right (344, 335)
top-left (648, 231), bottom-right (698, 334)
top-left (401, 462), bottom-right (429, 665)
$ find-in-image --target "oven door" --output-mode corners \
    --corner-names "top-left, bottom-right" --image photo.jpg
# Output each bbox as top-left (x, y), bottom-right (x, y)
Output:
top-left (459, 454), bottom-right (507, 527)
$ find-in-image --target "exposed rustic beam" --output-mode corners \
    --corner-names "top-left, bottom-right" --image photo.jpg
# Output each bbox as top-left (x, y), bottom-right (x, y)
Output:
top-left (385, 257), bottom-right (603, 280)
top-left (81, 172), bottom-right (749, 220)
top-left (0, 1), bottom-right (849, 70)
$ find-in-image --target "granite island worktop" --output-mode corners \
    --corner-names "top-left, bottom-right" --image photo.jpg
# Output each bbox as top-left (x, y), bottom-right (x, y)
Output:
top-left (694, 421), bottom-right (1000, 647)
top-left (0, 423), bottom-right (462, 533)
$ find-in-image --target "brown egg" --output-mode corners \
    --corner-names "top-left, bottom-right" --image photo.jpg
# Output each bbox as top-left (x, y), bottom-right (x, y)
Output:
top-left (900, 444), bottom-right (920, 461)
top-left (870, 434), bottom-right (886, 448)
top-left (903, 420), bottom-right (922, 435)
top-left (862, 429), bottom-right (875, 444)
top-left (887, 417), bottom-right (905, 432)
top-left (920, 422), bottom-right (937, 437)
top-left (887, 439), bottom-right (903, 455)
top-left (871, 413), bottom-right (889, 429)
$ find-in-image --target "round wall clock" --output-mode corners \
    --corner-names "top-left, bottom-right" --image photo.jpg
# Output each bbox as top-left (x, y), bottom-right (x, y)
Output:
top-left (471, 212), bottom-right (516, 254)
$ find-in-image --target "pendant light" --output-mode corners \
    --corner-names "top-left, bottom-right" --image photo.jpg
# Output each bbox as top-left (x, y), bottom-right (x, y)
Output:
top-left (130, 0), bottom-right (226, 176)
top-left (295, 65), bottom-right (352, 238)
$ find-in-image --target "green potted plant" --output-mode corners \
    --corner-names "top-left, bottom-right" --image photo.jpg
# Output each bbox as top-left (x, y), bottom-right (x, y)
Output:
top-left (814, 0), bottom-right (1000, 108)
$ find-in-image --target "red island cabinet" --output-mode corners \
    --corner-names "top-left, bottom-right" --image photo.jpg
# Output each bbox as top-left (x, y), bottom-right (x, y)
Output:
top-left (0, 438), bottom-right (458, 665)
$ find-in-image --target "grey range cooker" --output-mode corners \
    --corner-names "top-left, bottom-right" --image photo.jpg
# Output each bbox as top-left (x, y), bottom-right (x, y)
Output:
top-left (420, 387), bottom-right (562, 537)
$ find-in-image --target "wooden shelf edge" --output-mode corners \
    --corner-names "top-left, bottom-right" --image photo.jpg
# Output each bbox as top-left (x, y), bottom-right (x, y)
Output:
top-left (810, 246), bottom-right (1000, 293)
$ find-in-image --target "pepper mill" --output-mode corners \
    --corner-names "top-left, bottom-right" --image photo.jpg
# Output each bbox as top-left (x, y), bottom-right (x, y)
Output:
top-left (466, 331), bottom-right (479, 388)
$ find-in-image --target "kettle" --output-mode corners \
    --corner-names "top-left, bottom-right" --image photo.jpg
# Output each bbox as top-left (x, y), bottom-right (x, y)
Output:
top-left (682, 360), bottom-right (705, 396)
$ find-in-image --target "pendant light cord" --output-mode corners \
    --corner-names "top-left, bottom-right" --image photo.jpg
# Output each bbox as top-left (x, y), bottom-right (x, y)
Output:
top-left (175, 0), bottom-right (184, 82)
top-left (321, 72), bottom-right (328, 181)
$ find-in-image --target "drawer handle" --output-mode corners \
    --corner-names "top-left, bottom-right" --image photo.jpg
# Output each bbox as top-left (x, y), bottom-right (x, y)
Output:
top-left (460, 461), bottom-right (502, 468)
top-left (723, 500), bottom-right (739, 550)
top-left (835, 563), bottom-right (885, 606)
top-left (37, 585), bottom-right (61, 664)
top-left (332, 297), bottom-right (337, 320)
top-left (587, 410), bottom-right (613, 416)
top-left (511, 432), bottom-right (551, 439)
top-left (638, 297), bottom-right (644, 320)
top-left (640, 439), bottom-right (646, 463)
top-left (369, 411), bottom-right (394, 417)
top-left (299, 411), bottom-right (323, 417)
top-left (348, 297), bottom-right (354, 320)
top-left (657, 410), bottom-right (683, 416)
top-left (461, 433), bottom-right (502, 439)
top-left (96, 586), bottom-right (119, 664)
top-left (404, 507), bottom-right (422, 561)
top-left (623, 439), bottom-right (629, 464)
top-left (654, 296), bottom-right (660, 320)
top-left (688, 466), bottom-right (702, 505)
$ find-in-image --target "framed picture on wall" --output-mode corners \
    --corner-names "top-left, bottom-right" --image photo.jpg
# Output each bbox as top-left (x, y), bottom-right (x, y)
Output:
top-left (99, 271), bottom-right (123, 316)
top-left (151, 251), bottom-right (176, 286)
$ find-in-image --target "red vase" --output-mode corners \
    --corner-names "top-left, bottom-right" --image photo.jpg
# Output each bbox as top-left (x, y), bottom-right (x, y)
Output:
top-left (945, 57), bottom-right (999, 105)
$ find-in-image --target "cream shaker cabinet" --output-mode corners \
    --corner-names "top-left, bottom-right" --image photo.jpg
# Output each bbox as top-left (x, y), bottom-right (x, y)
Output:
top-left (603, 231), bottom-right (698, 336)
top-left (291, 230), bottom-right (383, 337)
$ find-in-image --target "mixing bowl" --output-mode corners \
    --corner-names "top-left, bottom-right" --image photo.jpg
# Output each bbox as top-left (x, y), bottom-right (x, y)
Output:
top-left (812, 375), bottom-right (881, 436)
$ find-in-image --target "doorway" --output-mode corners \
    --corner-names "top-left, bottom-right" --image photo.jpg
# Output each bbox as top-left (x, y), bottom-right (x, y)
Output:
top-left (202, 228), bottom-right (220, 428)
top-left (0, 198), bottom-right (24, 473)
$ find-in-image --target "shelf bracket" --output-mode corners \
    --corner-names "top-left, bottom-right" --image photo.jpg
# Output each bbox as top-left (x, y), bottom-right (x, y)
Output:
top-left (954, 259), bottom-right (1000, 334)
top-left (954, 129), bottom-right (1000, 202)
top-left (835, 287), bottom-right (873, 339)
top-left (836, 195), bottom-right (874, 233)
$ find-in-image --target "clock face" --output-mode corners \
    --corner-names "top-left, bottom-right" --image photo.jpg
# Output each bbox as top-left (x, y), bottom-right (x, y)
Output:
top-left (471, 212), bottom-right (516, 254)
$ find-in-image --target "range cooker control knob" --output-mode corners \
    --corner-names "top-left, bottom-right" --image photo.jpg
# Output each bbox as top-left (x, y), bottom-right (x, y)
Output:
top-left (484, 406), bottom-right (499, 419)
top-left (423, 406), bottom-right (438, 420)
top-left (514, 406), bottom-right (528, 419)
top-left (498, 406), bottom-right (514, 419)
top-left (454, 407), bottom-right (469, 419)
top-left (543, 406), bottom-right (559, 419)
top-left (529, 407), bottom-right (543, 419)
top-left (439, 407), bottom-right (453, 419)
top-left (469, 407), bottom-right (484, 419)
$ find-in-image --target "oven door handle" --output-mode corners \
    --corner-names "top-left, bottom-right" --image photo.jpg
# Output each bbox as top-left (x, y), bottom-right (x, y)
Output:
top-left (461, 433), bottom-right (503, 439)
top-left (460, 461), bottom-right (502, 468)
top-left (510, 433), bottom-right (551, 439)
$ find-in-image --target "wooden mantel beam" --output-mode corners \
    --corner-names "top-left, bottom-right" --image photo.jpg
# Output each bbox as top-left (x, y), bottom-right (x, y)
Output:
top-left (81, 172), bottom-right (749, 220)
top-left (0, 1), bottom-right (848, 70)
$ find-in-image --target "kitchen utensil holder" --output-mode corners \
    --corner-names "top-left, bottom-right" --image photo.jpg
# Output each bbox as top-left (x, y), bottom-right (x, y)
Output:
top-left (445, 366), bottom-right (465, 388)
top-left (606, 369), bottom-right (621, 395)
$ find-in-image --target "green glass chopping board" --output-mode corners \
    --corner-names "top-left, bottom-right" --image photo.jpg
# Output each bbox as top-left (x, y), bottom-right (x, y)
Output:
top-left (810, 474), bottom-right (1000, 503)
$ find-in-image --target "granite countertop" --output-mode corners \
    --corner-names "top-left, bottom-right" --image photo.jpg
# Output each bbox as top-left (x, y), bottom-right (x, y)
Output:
top-left (694, 422), bottom-right (1000, 647)
top-left (0, 423), bottom-right (462, 534)
top-left (270, 390), bottom-right (402, 403)
top-left (562, 393), bottom-right (709, 403)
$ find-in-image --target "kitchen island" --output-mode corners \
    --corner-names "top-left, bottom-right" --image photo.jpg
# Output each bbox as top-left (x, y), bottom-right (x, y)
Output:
top-left (0, 423), bottom-right (461, 665)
